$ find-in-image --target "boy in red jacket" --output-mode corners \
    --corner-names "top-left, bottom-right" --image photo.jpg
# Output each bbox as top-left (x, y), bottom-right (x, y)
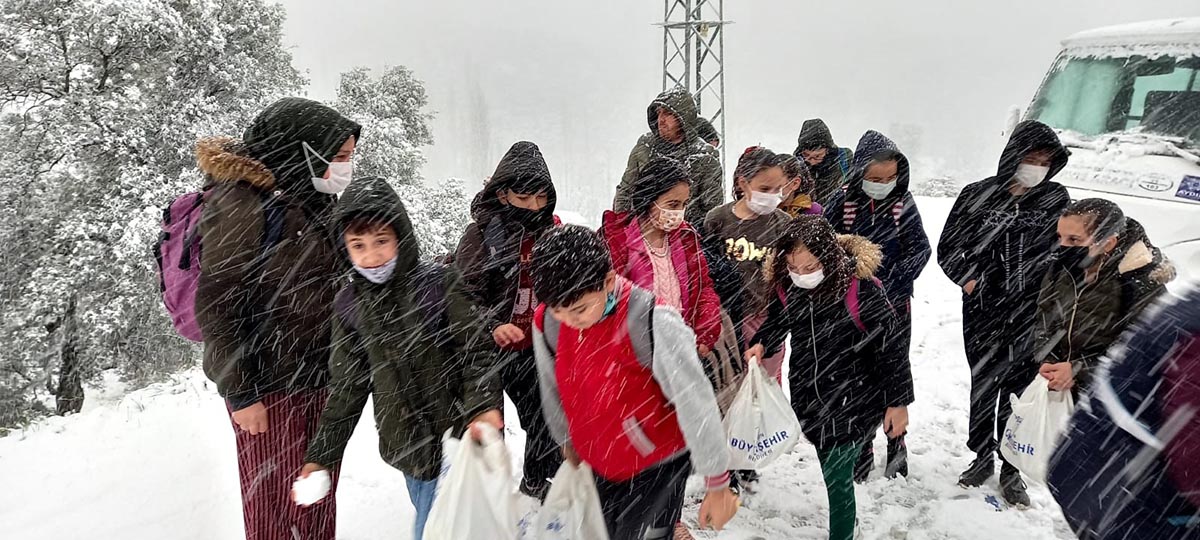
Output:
top-left (529, 225), bottom-right (738, 539)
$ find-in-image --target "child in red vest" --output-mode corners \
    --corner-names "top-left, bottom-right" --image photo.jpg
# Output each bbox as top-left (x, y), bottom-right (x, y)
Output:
top-left (530, 225), bottom-right (738, 539)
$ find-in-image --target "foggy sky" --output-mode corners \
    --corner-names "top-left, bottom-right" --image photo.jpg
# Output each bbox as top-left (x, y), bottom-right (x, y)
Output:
top-left (276, 0), bottom-right (1198, 221)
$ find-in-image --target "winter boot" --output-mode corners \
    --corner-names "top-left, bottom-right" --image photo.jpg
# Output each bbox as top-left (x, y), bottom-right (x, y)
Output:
top-left (885, 435), bottom-right (909, 479)
top-left (854, 442), bottom-right (875, 483)
top-left (957, 454), bottom-right (995, 487)
top-left (999, 463), bottom-right (1030, 507)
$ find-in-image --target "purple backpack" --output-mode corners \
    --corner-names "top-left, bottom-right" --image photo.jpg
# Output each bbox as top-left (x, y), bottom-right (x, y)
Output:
top-left (154, 188), bottom-right (287, 342)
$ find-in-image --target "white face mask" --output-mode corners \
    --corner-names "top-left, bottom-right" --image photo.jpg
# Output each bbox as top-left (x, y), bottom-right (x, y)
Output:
top-left (1013, 163), bottom-right (1049, 188)
top-left (653, 204), bottom-right (686, 232)
top-left (789, 268), bottom-right (825, 289)
top-left (746, 190), bottom-right (784, 216)
top-left (353, 256), bottom-right (398, 284)
top-left (304, 141), bottom-right (354, 194)
top-left (861, 180), bottom-right (897, 200)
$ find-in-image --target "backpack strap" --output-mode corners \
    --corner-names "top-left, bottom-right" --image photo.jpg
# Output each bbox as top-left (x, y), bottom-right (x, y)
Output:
top-left (542, 307), bottom-right (560, 354)
top-left (846, 279), bottom-right (866, 332)
top-left (258, 191), bottom-right (290, 256)
top-left (540, 285), bottom-right (655, 369)
top-left (412, 262), bottom-right (450, 344)
top-left (334, 282), bottom-right (359, 334)
top-left (627, 286), bottom-right (656, 369)
top-left (846, 277), bottom-right (892, 333)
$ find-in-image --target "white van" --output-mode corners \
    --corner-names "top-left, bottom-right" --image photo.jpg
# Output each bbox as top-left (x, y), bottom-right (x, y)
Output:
top-left (1020, 18), bottom-right (1200, 278)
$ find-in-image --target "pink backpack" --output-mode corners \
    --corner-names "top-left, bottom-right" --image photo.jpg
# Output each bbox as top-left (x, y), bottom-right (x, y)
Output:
top-left (153, 188), bottom-right (287, 342)
top-left (775, 277), bottom-right (887, 332)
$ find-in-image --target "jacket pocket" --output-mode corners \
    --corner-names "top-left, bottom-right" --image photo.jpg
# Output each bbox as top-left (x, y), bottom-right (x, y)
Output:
top-left (623, 416), bottom-right (657, 457)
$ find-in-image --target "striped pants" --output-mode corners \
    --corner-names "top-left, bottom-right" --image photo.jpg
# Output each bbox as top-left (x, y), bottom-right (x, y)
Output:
top-left (227, 390), bottom-right (338, 540)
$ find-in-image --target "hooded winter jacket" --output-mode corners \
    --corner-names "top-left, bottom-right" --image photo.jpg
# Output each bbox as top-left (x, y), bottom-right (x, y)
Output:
top-left (794, 119), bottom-right (854, 206)
top-left (824, 131), bottom-right (931, 302)
top-left (614, 88), bottom-right (724, 229)
top-left (752, 235), bottom-right (914, 449)
top-left (196, 98), bottom-right (361, 410)
top-left (600, 211), bottom-right (723, 349)
top-left (937, 120), bottom-right (1071, 316)
top-left (453, 142), bottom-right (558, 335)
top-left (1033, 219), bottom-right (1175, 390)
top-left (304, 177), bottom-right (500, 480)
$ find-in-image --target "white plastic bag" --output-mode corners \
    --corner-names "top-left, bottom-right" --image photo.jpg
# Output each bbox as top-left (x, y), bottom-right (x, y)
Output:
top-left (525, 462), bottom-right (610, 540)
top-left (723, 356), bottom-right (803, 469)
top-left (425, 424), bottom-right (520, 540)
top-left (1000, 376), bottom-right (1076, 483)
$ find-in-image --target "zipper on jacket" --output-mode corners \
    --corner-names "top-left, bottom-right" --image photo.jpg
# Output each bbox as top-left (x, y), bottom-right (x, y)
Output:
top-left (809, 298), bottom-right (821, 404)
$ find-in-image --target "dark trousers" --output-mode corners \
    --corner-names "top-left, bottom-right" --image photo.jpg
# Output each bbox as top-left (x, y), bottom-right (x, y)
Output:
top-left (881, 302), bottom-right (913, 443)
top-left (593, 454), bottom-right (693, 540)
top-left (499, 348), bottom-right (562, 487)
top-left (963, 301), bottom-right (1039, 464)
top-left (227, 390), bottom-right (337, 540)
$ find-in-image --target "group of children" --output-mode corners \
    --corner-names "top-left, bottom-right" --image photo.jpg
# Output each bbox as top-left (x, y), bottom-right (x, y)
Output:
top-left (193, 94), bottom-right (1178, 540)
top-left (308, 133), bottom-right (927, 540)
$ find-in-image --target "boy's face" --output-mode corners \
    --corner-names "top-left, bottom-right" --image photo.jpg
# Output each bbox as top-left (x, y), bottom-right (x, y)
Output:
top-left (344, 225), bottom-right (398, 269)
top-left (801, 147), bottom-right (827, 166)
top-left (500, 189), bottom-right (550, 212)
top-left (548, 272), bottom-right (617, 330)
top-left (1021, 149), bottom-right (1054, 167)
top-left (738, 166), bottom-right (788, 197)
top-left (657, 108), bottom-right (683, 143)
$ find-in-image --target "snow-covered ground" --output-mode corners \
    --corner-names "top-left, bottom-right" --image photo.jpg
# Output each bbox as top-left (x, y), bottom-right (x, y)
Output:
top-left (1, 197), bottom-right (1077, 539)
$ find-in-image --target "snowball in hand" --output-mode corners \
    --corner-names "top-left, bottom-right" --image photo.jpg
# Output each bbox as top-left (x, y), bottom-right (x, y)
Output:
top-left (292, 470), bottom-right (331, 506)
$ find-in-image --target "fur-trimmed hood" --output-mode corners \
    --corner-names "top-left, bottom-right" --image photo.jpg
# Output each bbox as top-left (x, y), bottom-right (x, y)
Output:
top-left (764, 232), bottom-right (883, 285)
top-left (1116, 240), bottom-right (1177, 285)
top-left (196, 136), bottom-right (276, 190)
top-left (838, 234), bottom-right (883, 279)
top-left (1106, 218), bottom-right (1177, 286)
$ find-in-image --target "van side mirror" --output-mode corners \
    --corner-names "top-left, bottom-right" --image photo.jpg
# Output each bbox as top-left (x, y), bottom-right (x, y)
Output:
top-left (1002, 106), bottom-right (1023, 137)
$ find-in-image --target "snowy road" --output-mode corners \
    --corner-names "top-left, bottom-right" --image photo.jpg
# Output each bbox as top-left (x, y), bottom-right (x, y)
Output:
top-left (1, 197), bottom-right (1077, 539)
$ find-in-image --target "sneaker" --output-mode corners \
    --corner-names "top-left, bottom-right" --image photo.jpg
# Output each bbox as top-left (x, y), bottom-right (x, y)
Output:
top-left (853, 442), bottom-right (874, 483)
top-left (999, 463), bottom-right (1030, 507)
top-left (957, 455), bottom-right (995, 487)
top-left (885, 436), bottom-right (909, 479)
top-left (519, 478), bottom-right (549, 502)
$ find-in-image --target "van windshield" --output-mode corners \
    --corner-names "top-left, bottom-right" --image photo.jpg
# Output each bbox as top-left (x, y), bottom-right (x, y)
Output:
top-left (1028, 54), bottom-right (1200, 145)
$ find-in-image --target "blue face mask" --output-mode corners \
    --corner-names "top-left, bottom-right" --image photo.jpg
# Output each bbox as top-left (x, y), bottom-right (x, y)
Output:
top-left (602, 289), bottom-right (618, 317)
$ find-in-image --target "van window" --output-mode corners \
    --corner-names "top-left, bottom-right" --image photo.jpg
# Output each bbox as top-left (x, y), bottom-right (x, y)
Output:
top-left (1029, 54), bottom-right (1200, 143)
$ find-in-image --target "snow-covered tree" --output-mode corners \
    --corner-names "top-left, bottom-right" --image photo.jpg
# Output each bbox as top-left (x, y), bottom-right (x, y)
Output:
top-left (335, 66), bottom-right (434, 185)
top-left (334, 65), bottom-right (469, 260)
top-left (0, 0), bottom-right (304, 426)
top-left (396, 178), bottom-right (473, 260)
